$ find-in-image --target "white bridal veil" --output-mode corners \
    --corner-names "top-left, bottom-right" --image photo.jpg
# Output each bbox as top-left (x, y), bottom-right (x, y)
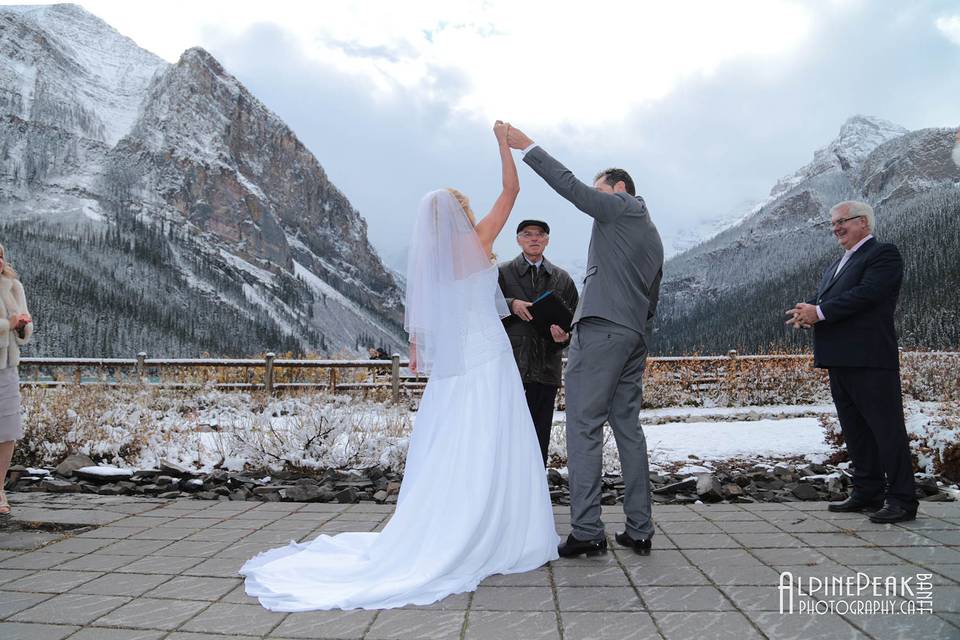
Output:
top-left (404, 189), bottom-right (508, 378)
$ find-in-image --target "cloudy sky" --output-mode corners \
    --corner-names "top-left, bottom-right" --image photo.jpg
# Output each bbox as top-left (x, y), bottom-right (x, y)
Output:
top-left (18, 1), bottom-right (960, 273)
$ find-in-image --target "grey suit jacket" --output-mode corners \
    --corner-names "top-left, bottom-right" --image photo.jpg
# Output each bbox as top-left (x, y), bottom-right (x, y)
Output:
top-left (523, 145), bottom-right (664, 338)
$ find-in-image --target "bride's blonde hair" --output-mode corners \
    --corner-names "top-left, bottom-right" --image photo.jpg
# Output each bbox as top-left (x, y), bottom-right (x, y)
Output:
top-left (0, 243), bottom-right (18, 279)
top-left (446, 188), bottom-right (476, 227)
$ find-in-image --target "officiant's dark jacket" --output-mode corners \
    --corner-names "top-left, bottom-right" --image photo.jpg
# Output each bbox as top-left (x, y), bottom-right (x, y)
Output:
top-left (498, 254), bottom-right (579, 386)
top-left (807, 238), bottom-right (902, 370)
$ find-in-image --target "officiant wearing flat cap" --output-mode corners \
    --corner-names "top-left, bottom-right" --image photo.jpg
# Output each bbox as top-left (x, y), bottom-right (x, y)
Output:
top-left (499, 219), bottom-right (579, 467)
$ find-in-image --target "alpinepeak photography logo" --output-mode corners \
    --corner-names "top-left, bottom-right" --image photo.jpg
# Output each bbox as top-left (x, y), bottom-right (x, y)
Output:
top-left (779, 570), bottom-right (934, 615)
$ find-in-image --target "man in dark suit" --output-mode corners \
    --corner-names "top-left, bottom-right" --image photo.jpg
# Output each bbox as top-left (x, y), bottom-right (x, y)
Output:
top-left (498, 219), bottom-right (579, 467)
top-left (788, 200), bottom-right (917, 524)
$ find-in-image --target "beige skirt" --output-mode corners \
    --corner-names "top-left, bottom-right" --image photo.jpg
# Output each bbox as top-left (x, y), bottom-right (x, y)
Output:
top-left (0, 367), bottom-right (23, 442)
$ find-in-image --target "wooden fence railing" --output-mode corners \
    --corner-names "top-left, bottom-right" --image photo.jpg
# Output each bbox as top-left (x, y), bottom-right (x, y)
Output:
top-left (18, 350), bottom-right (955, 405)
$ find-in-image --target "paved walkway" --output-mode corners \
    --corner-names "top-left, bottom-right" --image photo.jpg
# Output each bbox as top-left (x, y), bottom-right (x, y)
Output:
top-left (0, 493), bottom-right (957, 640)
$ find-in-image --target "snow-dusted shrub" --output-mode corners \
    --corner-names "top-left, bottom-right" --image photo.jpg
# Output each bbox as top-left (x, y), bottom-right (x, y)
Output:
top-left (900, 353), bottom-right (960, 402)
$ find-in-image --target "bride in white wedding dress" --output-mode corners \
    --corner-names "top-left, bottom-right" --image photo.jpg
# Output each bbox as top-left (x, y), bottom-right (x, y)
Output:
top-left (240, 122), bottom-right (559, 611)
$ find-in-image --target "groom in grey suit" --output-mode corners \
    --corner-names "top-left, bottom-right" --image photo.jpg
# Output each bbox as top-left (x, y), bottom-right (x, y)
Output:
top-left (507, 126), bottom-right (664, 557)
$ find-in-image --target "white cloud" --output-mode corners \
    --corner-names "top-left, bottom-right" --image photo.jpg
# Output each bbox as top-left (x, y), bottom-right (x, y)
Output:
top-left (936, 15), bottom-right (960, 46)
top-left (52, 0), bottom-right (813, 131)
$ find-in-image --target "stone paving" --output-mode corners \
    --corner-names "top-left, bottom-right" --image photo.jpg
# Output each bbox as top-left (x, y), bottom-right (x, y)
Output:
top-left (0, 493), bottom-right (958, 640)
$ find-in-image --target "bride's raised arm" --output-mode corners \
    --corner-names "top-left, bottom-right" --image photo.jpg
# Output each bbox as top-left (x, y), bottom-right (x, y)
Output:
top-left (474, 121), bottom-right (520, 254)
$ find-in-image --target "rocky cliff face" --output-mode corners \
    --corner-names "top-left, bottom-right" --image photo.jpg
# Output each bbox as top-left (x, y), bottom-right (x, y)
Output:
top-left (0, 4), bottom-right (404, 357)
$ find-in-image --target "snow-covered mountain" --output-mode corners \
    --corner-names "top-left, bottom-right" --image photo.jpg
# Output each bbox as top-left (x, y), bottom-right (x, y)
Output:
top-left (655, 115), bottom-right (960, 354)
top-left (0, 4), bottom-right (405, 357)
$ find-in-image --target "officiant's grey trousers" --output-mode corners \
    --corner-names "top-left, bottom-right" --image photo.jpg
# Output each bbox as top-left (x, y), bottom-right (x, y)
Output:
top-left (564, 317), bottom-right (654, 541)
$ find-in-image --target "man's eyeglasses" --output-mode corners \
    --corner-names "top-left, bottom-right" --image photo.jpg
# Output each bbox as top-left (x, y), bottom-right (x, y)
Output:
top-left (829, 214), bottom-right (863, 229)
top-left (518, 231), bottom-right (548, 239)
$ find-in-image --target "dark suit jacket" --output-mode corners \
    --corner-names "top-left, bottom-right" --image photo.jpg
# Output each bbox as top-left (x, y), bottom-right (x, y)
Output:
top-left (808, 238), bottom-right (903, 370)
top-left (498, 254), bottom-right (579, 386)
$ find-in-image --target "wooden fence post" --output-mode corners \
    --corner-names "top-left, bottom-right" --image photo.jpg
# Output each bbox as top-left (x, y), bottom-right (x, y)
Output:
top-left (136, 351), bottom-right (147, 385)
top-left (329, 367), bottom-right (338, 394)
top-left (264, 352), bottom-right (275, 395)
top-left (391, 353), bottom-right (401, 404)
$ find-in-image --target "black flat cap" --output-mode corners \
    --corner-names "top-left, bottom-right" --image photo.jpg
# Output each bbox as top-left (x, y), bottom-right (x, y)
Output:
top-left (516, 219), bottom-right (550, 234)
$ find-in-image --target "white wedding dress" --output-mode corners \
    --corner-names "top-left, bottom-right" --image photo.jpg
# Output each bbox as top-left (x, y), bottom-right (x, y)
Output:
top-left (240, 190), bottom-right (559, 611)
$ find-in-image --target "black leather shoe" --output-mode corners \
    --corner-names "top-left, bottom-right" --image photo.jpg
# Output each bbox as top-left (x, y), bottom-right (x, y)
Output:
top-left (558, 533), bottom-right (607, 558)
top-left (827, 495), bottom-right (885, 513)
top-left (615, 531), bottom-right (652, 555)
top-left (868, 503), bottom-right (917, 524)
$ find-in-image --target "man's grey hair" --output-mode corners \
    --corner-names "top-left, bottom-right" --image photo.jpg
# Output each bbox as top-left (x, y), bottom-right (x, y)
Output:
top-left (830, 200), bottom-right (875, 233)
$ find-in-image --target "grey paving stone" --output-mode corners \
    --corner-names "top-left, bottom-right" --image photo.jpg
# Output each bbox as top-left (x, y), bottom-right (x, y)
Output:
top-left (471, 586), bottom-right (554, 611)
top-left (552, 565), bottom-right (631, 587)
top-left (0, 568), bottom-right (34, 586)
top-left (730, 533), bottom-right (804, 548)
top-left (555, 586), bottom-right (644, 612)
top-left (182, 557), bottom-right (244, 578)
top-left (156, 517), bottom-right (225, 528)
top-left (3, 570), bottom-right (101, 593)
top-left (698, 564), bottom-right (782, 586)
top-left (129, 527), bottom-right (204, 541)
top-left (771, 563), bottom-right (858, 581)
top-left (0, 622), bottom-right (79, 640)
top-left (637, 586), bottom-right (735, 612)
top-left (0, 552), bottom-right (80, 570)
top-left (931, 564), bottom-right (960, 584)
top-left (220, 584), bottom-right (260, 605)
top-left (144, 575), bottom-right (241, 601)
top-left (656, 520), bottom-right (723, 534)
top-left (653, 611), bottom-right (764, 640)
top-left (934, 585), bottom-right (960, 612)
top-left (362, 610), bottom-right (465, 640)
top-left (114, 516), bottom-right (176, 528)
top-left (93, 597), bottom-right (209, 630)
top-left (714, 520), bottom-right (782, 534)
top-left (116, 555), bottom-right (204, 575)
top-left (560, 611), bottom-right (661, 640)
top-left (296, 503), bottom-right (348, 513)
top-left (768, 517), bottom-right (843, 533)
top-left (916, 529), bottom-right (960, 545)
top-left (464, 611), bottom-right (559, 640)
top-left (179, 602), bottom-right (287, 636)
top-left (843, 612), bottom-right (960, 640)
top-left (0, 531), bottom-right (65, 551)
top-left (38, 537), bottom-right (114, 555)
top-left (75, 526), bottom-right (148, 539)
top-left (651, 510), bottom-right (707, 522)
top-left (666, 534), bottom-right (741, 549)
top-left (72, 572), bottom-right (172, 597)
top-left (845, 563), bottom-right (956, 585)
top-left (54, 554), bottom-right (135, 572)
top-left (885, 545), bottom-right (960, 565)
top-left (625, 563), bottom-right (709, 587)
top-left (795, 532), bottom-right (873, 548)
top-left (749, 547), bottom-right (833, 566)
top-left (271, 609), bottom-right (376, 639)
top-left (479, 569), bottom-right (550, 587)
top-left (67, 628), bottom-right (165, 640)
top-left (747, 610), bottom-right (871, 639)
top-left (817, 546), bottom-right (907, 566)
top-left (683, 549), bottom-right (762, 566)
top-left (209, 541), bottom-right (278, 559)
top-left (0, 590), bottom-right (53, 618)
top-left (153, 540), bottom-right (232, 558)
top-left (99, 539), bottom-right (174, 556)
top-left (183, 528), bottom-right (254, 544)
top-left (10, 593), bottom-right (130, 624)
top-left (853, 530), bottom-right (940, 547)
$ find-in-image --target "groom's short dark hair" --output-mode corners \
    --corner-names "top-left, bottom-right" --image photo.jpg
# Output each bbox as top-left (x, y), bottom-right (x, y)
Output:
top-left (594, 168), bottom-right (636, 196)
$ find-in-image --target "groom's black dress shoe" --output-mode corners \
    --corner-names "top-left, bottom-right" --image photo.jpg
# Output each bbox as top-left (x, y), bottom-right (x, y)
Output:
top-left (827, 495), bottom-right (885, 513)
top-left (615, 531), bottom-right (652, 555)
top-left (558, 533), bottom-right (607, 558)
top-left (868, 503), bottom-right (918, 524)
